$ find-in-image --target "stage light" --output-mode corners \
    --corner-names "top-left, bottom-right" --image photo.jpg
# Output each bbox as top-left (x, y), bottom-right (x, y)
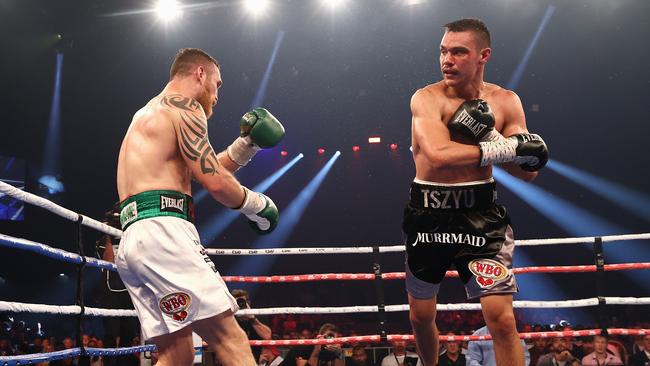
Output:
top-left (404, 0), bottom-right (425, 5)
top-left (390, 143), bottom-right (398, 151)
top-left (280, 150), bottom-right (288, 156)
top-left (244, 0), bottom-right (270, 15)
top-left (352, 145), bottom-right (360, 152)
top-left (322, 0), bottom-right (346, 9)
top-left (58, 273), bottom-right (65, 277)
top-left (368, 136), bottom-right (381, 144)
top-left (155, 0), bottom-right (183, 22)
top-left (317, 148), bottom-right (325, 155)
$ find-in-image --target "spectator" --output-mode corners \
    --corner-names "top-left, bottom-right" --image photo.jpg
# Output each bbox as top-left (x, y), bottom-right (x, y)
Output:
top-left (0, 337), bottom-right (13, 356)
top-left (232, 289), bottom-right (272, 361)
top-left (536, 338), bottom-right (578, 366)
top-left (258, 346), bottom-right (284, 366)
top-left (466, 326), bottom-right (530, 366)
top-left (629, 334), bottom-right (650, 366)
top-left (299, 328), bottom-right (313, 339)
top-left (279, 345), bottom-right (313, 366)
top-left (438, 332), bottom-right (465, 366)
top-left (98, 207), bottom-right (140, 366)
top-left (581, 336), bottom-right (623, 366)
top-left (528, 338), bottom-right (549, 366)
top-left (380, 339), bottom-right (420, 366)
top-left (346, 345), bottom-right (372, 366)
top-left (307, 323), bottom-right (344, 366)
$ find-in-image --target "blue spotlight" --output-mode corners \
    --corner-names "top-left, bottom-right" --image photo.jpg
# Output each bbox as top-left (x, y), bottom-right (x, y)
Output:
top-left (3, 158), bottom-right (14, 173)
top-left (547, 159), bottom-right (650, 222)
top-left (228, 152), bottom-right (341, 281)
top-left (199, 153), bottom-right (304, 244)
top-left (493, 167), bottom-right (650, 288)
top-left (40, 52), bottom-right (65, 194)
top-left (493, 168), bottom-right (622, 237)
top-left (38, 175), bottom-right (65, 195)
top-left (507, 5), bottom-right (556, 90)
top-left (251, 30), bottom-right (285, 109)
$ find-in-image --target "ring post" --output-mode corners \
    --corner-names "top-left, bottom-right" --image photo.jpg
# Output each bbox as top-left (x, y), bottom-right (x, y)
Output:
top-left (372, 246), bottom-right (388, 346)
top-left (75, 214), bottom-right (87, 356)
top-left (593, 236), bottom-right (608, 337)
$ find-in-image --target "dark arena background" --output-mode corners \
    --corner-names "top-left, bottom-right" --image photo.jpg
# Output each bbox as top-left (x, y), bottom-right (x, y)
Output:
top-left (1, 0), bottom-right (649, 364)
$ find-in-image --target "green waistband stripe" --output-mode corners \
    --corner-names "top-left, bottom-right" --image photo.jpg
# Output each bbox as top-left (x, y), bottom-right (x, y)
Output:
top-left (119, 190), bottom-right (194, 231)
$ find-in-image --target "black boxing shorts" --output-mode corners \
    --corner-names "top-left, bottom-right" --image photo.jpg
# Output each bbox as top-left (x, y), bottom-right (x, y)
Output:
top-left (403, 178), bottom-right (518, 300)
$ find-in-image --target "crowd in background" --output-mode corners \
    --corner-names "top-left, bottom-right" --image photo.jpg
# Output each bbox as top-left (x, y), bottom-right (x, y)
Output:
top-left (2, 310), bottom-right (649, 365)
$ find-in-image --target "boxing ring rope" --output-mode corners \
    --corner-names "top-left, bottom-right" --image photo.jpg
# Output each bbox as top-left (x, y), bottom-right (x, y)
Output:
top-left (7, 330), bottom-right (650, 366)
top-left (2, 181), bottom-right (650, 365)
top-left (3, 296), bottom-right (650, 318)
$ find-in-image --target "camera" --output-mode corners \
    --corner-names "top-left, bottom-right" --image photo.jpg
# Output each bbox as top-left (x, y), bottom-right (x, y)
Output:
top-left (236, 297), bottom-right (248, 309)
top-left (318, 332), bottom-right (340, 361)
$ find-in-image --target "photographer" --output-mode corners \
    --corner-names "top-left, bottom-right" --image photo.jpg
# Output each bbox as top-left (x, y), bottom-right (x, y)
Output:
top-left (97, 205), bottom-right (140, 366)
top-left (307, 323), bottom-right (344, 366)
top-left (231, 289), bottom-right (272, 360)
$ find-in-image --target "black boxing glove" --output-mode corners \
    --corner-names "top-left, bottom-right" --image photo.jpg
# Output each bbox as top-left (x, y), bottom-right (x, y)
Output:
top-left (448, 99), bottom-right (503, 142)
top-left (479, 133), bottom-right (548, 171)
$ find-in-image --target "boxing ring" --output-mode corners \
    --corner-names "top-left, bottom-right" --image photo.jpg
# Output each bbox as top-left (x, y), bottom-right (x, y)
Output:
top-left (1, 180), bottom-right (649, 365)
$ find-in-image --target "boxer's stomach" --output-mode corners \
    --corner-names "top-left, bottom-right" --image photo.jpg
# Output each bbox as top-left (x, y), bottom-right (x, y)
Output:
top-left (414, 156), bottom-right (493, 184)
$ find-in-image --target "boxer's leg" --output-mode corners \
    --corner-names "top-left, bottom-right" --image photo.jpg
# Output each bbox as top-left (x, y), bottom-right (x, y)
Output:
top-left (193, 309), bottom-right (256, 366)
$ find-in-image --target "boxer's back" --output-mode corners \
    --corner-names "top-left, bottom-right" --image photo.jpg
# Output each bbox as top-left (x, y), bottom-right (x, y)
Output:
top-left (117, 95), bottom-right (191, 201)
top-left (412, 82), bottom-right (509, 183)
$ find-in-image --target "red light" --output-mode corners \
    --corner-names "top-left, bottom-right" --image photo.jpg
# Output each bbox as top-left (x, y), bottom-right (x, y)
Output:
top-left (352, 145), bottom-right (360, 152)
top-left (280, 150), bottom-right (288, 156)
top-left (317, 148), bottom-right (325, 155)
top-left (368, 136), bottom-right (381, 144)
top-left (390, 143), bottom-right (398, 151)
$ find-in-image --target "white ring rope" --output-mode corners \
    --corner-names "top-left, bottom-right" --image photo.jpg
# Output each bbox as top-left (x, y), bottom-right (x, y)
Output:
top-left (0, 181), bottom-right (121, 237)
top-left (3, 297), bottom-right (648, 317)
top-left (205, 232), bottom-right (650, 256)
top-left (0, 301), bottom-right (137, 317)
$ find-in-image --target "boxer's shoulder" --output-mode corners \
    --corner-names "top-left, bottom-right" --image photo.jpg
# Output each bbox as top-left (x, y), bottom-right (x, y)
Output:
top-left (411, 83), bottom-right (446, 115)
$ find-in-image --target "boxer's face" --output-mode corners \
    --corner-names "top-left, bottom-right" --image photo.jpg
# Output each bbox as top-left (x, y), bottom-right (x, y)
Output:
top-left (197, 64), bottom-right (222, 120)
top-left (439, 30), bottom-right (490, 87)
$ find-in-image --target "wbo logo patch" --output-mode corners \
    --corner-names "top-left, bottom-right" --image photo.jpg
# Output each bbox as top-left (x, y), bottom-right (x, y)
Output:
top-left (468, 259), bottom-right (508, 289)
top-left (159, 292), bottom-right (192, 322)
top-left (120, 201), bottom-right (138, 228)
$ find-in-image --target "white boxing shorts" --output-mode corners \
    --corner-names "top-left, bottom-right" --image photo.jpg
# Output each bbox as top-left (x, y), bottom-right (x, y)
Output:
top-left (115, 216), bottom-right (238, 340)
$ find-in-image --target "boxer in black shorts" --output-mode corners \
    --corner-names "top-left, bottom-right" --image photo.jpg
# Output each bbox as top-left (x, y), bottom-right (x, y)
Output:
top-left (405, 18), bottom-right (548, 366)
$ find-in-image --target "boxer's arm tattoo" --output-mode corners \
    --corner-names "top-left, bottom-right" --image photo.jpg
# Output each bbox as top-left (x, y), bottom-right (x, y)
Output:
top-left (177, 110), bottom-right (221, 176)
top-left (160, 94), bottom-right (202, 112)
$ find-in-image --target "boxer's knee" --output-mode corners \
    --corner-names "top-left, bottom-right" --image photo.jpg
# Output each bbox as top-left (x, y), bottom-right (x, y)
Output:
top-left (484, 310), bottom-right (517, 340)
top-left (408, 296), bottom-right (437, 328)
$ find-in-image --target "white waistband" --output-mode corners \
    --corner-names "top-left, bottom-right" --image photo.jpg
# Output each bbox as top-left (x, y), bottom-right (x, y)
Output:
top-left (413, 177), bottom-right (494, 186)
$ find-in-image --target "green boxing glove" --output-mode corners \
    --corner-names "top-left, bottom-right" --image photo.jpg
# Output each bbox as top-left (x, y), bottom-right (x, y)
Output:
top-left (236, 186), bottom-right (279, 235)
top-left (227, 108), bottom-right (286, 167)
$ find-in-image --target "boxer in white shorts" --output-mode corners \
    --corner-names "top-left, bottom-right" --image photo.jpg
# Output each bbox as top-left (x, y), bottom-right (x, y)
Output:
top-left (116, 48), bottom-right (285, 366)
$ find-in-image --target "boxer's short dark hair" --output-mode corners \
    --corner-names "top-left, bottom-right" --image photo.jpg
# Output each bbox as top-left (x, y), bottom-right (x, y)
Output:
top-left (170, 48), bottom-right (220, 80)
top-left (444, 18), bottom-right (491, 48)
